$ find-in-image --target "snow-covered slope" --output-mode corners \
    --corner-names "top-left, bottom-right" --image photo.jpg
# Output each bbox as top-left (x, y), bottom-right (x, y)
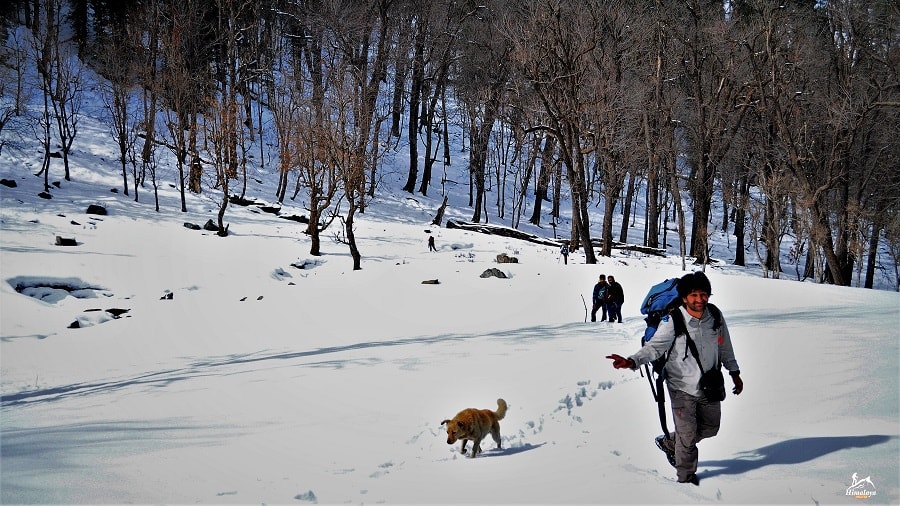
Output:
top-left (2, 153), bottom-right (898, 503)
top-left (1, 41), bottom-right (898, 503)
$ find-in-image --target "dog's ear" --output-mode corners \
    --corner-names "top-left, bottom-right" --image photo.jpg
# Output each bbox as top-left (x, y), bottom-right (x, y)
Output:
top-left (440, 419), bottom-right (450, 426)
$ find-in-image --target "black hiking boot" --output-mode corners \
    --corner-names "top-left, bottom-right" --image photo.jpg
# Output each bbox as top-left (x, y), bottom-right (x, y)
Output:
top-left (678, 473), bottom-right (700, 486)
top-left (655, 434), bottom-right (677, 468)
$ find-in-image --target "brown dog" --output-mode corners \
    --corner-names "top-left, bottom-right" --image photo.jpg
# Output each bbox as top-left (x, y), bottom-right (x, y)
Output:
top-left (441, 398), bottom-right (507, 457)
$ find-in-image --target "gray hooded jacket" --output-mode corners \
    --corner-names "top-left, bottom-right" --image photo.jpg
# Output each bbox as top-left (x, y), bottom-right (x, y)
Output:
top-left (628, 305), bottom-right (739, 397)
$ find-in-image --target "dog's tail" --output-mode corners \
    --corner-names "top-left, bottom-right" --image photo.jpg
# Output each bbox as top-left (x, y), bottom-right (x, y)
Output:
top-left (495, 398), bottom-right (508, 420)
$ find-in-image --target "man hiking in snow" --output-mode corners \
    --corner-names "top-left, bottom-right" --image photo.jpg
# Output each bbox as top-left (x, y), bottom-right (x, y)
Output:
top-left (605, 271), bottom-right (743, 485)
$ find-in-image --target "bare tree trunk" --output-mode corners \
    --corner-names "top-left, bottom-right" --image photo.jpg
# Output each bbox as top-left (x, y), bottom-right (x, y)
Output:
top-left (619, 172), bottom-right (637, 243)
top-left (864, 218), bottom-right (881, 289)
top-left (390, 13), bottom-right (411, 138)
top-left (642, 111), bottom-right (660, 249)
top-left (528, 134), bottom-right (555, 226)
top-left (346, 206), bottom-right (361, 270)
top-left (33, 0), bottom-right (58, 193)
top-left (432, 195), bottom-right (448, 226)
top-left (188, 121), bottom-right (201, 195)
top-left (732, 171), bottom-right (749, 266)
top-left (402, 20), bottom-right (426, 193)
top-left (216, 191), bottom-right (229, 237)
top-left (468, 100), bottom-right (499, 223)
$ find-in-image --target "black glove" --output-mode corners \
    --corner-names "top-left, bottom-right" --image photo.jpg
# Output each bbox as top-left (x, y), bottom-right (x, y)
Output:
top-left (730, 371), bottom-right (744, 395)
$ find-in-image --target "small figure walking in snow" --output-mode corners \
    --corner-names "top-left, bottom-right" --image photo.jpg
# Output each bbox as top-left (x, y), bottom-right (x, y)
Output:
top-left (560, 243), bottom-right (569, 264)
top-left (428, 235), bottom-right (437, 252)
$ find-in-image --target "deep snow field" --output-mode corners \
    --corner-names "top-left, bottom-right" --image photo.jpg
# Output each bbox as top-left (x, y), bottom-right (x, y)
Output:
top-left (0, 91), bottom-right (898, 504)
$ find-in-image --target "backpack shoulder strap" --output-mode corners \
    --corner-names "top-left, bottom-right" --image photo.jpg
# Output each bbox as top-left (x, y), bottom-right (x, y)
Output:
top-left (669, 306), bottom-right (688, 338)
top-left (681, 327), bottom-right (703, 370)
top-left (707, 303), bottom-right (722, 331)
top-left (654, 308), bottom-right (685, 370)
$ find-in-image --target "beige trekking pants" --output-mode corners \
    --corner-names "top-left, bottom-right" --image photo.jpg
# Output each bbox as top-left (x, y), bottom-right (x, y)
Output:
top-left (668, 387), bottom-right (722, 481)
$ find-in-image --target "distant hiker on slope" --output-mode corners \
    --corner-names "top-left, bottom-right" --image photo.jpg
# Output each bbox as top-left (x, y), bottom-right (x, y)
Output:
top-left (605, 271), bottom-right (743, 486)
top-left (591, 274), bottom-right (609, 322)
top-left (428, 235), bottom-right (437, 252)
top-left (605, 275), bottom-right (625, 323)
top-left (560, 243), bottom-right (569, 264)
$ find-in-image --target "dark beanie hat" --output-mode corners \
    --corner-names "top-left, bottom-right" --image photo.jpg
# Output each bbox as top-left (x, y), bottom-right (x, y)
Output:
top-left (677, 271), bottom-right (712, 298)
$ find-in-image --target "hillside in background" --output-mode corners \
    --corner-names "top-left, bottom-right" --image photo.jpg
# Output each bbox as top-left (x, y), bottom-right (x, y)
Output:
top-left (1, 0), bottom-right (897, 291)
top-left (0, 46), bottom-right (895, 291)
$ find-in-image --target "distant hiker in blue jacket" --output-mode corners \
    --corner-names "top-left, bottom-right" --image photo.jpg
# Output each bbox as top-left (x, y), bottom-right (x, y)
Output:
top-left (606, 272), bottom-right (743, 486)
top-left (591, 274), bottom-right (609, 322)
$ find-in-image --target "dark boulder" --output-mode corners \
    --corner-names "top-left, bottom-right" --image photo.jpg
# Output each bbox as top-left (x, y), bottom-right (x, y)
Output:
top-left (480, 268), bottom-right (507, 279)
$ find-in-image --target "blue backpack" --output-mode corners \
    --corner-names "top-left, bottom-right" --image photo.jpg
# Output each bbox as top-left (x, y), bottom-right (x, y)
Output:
top-left (640, 278), bottom-right (682, 343)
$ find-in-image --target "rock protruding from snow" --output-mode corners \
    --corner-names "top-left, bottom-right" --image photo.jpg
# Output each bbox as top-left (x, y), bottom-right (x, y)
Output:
top-left (480, 268), bottom-right (507, 279)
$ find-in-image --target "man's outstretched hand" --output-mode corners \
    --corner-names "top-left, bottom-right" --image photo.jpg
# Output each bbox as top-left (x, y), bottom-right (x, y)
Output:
top-left (606, 354), bottom-right (635, 369)
top-left (730, 371), bottom-right (744, 395)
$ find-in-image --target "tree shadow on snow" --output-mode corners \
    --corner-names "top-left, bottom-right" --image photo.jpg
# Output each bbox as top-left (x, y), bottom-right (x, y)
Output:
top-left (3, 322), bottom-right (606, 407)
top-left (700, 435), bottom-right (896, 478)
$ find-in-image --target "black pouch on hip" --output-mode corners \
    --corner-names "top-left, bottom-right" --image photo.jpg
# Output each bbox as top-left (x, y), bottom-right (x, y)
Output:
top-left (699, 368), bottom-right (726, 402)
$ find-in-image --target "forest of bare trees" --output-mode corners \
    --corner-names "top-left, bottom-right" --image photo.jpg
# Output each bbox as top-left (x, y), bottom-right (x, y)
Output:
top-left (0, 0), bottom-right (897, 287)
